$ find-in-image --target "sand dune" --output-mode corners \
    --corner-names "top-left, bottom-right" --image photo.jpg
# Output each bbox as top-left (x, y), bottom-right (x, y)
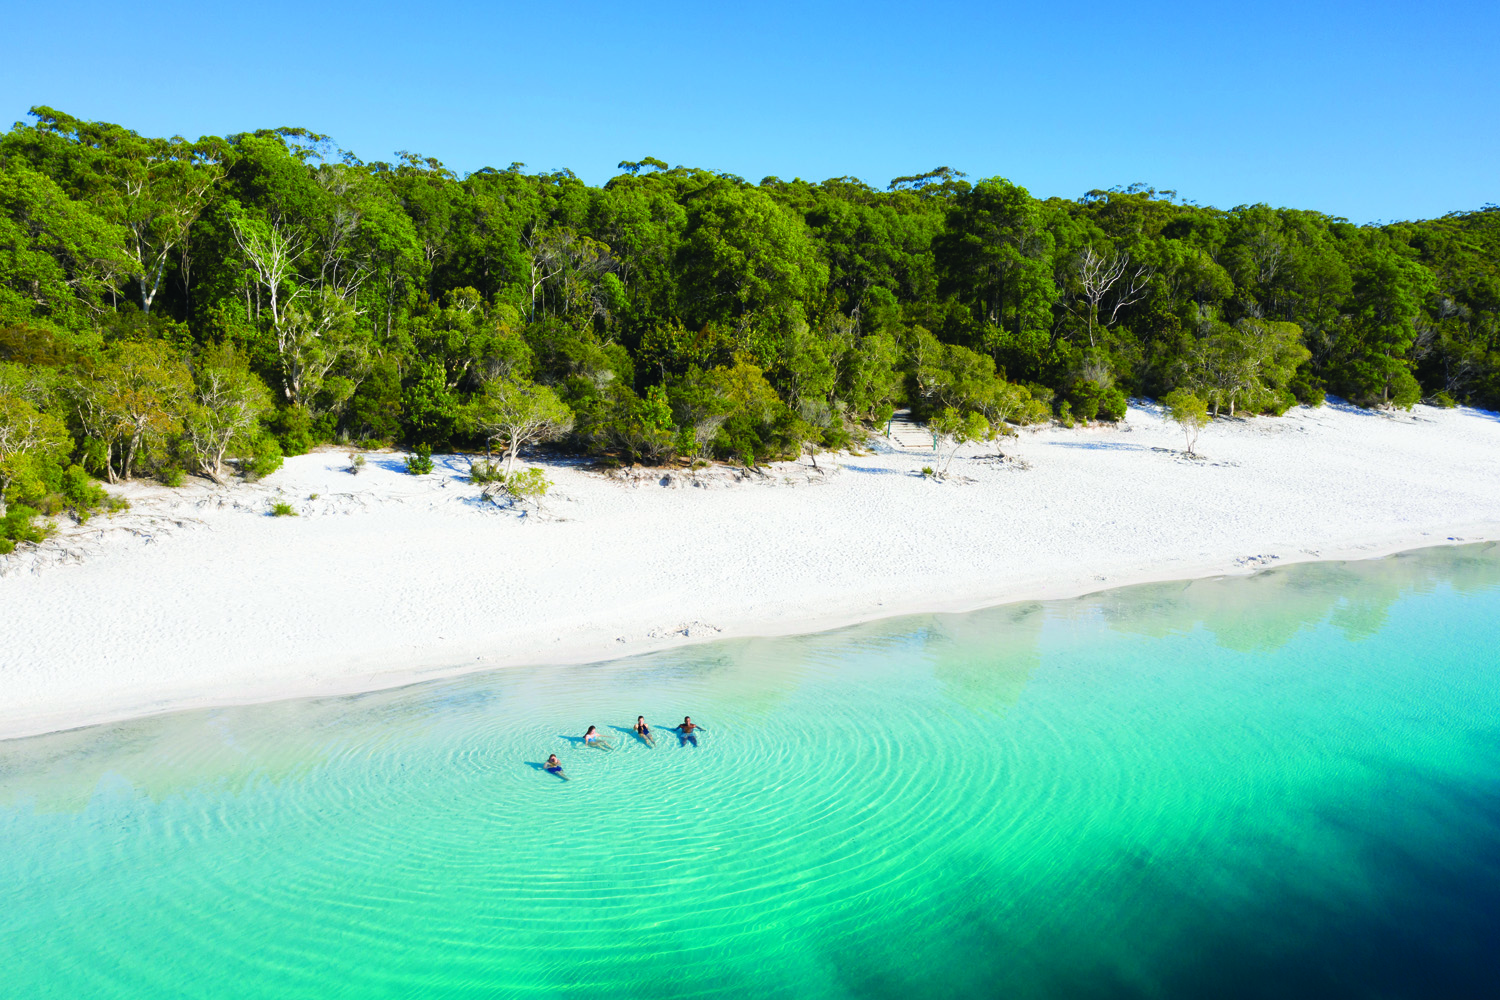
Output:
top-left (3, 399), bottom-right (1498, 740)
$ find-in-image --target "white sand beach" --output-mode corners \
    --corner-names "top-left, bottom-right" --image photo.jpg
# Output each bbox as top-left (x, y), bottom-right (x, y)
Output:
top-left (3, 400), bottom-right (1499, 740)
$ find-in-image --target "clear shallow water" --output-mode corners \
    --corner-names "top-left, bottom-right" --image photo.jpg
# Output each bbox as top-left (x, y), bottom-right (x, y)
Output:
top-left (4, 546), bottom-right (1500, 999)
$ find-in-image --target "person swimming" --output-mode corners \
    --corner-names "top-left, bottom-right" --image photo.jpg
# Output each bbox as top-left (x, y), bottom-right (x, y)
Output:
top-left (678, 716), bottom-right (705, 747)
top-left (544, 754), bottom-right (567, 780)
top-left (583, 725), bottom-right (611, 750)
top-left (635, 716), bottom-right (655, 746)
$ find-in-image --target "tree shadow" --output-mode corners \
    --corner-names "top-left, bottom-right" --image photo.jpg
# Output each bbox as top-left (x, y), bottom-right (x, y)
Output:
top-left (367, 455), bottom-right (414, 474)
top-left (1046, 441), bottom-right (1152, 452)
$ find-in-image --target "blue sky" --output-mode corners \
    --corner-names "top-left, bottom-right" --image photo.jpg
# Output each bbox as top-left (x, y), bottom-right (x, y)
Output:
top-left (3, 0), bottom-right (1495, 222)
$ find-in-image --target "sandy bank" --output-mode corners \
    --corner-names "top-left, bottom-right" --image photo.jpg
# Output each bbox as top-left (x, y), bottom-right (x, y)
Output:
top-left (3, 400), bottom-right (1499, 740)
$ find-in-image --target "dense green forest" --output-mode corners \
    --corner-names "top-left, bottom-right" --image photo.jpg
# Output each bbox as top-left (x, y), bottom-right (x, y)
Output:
top-left (2, 106), bottom-right (1499, 547)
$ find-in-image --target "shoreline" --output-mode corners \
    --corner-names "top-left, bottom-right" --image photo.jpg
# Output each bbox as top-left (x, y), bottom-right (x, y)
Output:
top-left (5, 534), bottom-right (1496, 744)
top-left (4, 400), bottom-right (1500, 742)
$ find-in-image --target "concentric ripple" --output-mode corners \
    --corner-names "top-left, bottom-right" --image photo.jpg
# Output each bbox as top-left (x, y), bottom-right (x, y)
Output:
top-left (4, 545), bottom-right (1500, 999)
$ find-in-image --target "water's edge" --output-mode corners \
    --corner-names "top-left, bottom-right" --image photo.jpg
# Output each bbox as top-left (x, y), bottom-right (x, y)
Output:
top-left (5, 534), bottom-right (1495, 744)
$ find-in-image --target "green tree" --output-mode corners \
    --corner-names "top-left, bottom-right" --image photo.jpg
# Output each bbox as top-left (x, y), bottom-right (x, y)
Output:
top-left (937, 179), bottom-right (1057, 344)
top-left (182, 343), bottom-right (273, 482)
top-left (70, 339), bottom-right (192, 481)
top-left (20, 107), bottom-right (227, 314)
top-left (931, 407), bottom-right (993, 475)
top-left (678, 186), bottom-right (828, 326)
top-left (1162, 388), bottom-right (1209, 455)
top-left (468, 377), bottom-right (574, 472)
top-left (0, 388), bottom-right (70, 502)
top-left (0, 162), bottom-right (127, 327)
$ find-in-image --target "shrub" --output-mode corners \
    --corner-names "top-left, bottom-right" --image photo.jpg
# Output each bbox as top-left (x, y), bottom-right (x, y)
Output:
top-left (468, 458), bottom-right (504, 483)
top-left (1289, 370), bottom-right (1326, 407)
top-left (270, 502), bottom-right (297, 517)
top-left (0, 504), bottom-right (48, 554)
top-left (268, 406), bottom-right (316, 456)
top-left (61, 464), bottom-right (107, 521)
top-left (1388, 368), bottom-right (1422, 410)
top-left (502, 467), bottom-right (550, 499)
top-left (348, 452), bottom-right (366, 475)
top-left (246, 431), bottom-right (284, 479)
top-left (921, 466), bottom-right (935, 477)
top-left (1262, 389), bottom-right (1297, 416)
top-left (405, 443), bottom-right (434, 475)
top-left (1057, 401), bottom-right (1074, 428)
top-left (1097, 387), bottom-right (1128, 422)
top-left (1067, 382), bottom-right (1103, 422)
top-left (1431, 390), bottom-right (1458, 408)
top-left (159, 467), bottom-right (185, 488)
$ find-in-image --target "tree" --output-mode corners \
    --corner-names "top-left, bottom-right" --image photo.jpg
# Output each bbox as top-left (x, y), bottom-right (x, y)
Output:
top-left (1073, 242), bottom-right (1154, 346)
top-left (0, 162), bottom-right (127, 327)
top-left (183, 343), bottom-right (273, 483)
top-left (1180, 319), bottom-right (1310, 416)
top-left (0, 389), bottom-right (69, 503)
top-left (468, 377), bottom-right (573, 472)
top-left (522, 226), bottom-right (616, 321)
top-left (678, 187), bottom-right (828, 325)
top-left (786, 398), bottom-right (839, 470)
top-left (930, 407), bottom-right (994, 475)
top-left (937, 178), bottom-right (1057, 342)
top-left (1162, 389), bottom-right (1209, 456)
top-left (666, 366), bottom-right (733, 463)
top-left (70, 340), bottom-right (192, 481)
top-left (1335, 248), bottom-right (1435, 408)
top-left (23, 107), bottom-right (227, 314)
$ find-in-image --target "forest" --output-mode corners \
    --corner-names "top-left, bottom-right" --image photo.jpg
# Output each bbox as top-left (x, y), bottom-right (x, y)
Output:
top-left (2, 105), bottom-right (1499, 548)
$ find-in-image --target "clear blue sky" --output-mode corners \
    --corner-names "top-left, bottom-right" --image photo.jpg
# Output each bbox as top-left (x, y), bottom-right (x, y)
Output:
top-left (4, 0), bottom-right (1495, 223)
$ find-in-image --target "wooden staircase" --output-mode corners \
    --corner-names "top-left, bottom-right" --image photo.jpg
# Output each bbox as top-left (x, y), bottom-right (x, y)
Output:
top-left (884, 409), bottom-right (935, 451)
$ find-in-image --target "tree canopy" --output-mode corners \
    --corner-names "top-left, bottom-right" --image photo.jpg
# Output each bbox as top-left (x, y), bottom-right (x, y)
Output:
top-left (2, 106), bottom-right (1497, 539)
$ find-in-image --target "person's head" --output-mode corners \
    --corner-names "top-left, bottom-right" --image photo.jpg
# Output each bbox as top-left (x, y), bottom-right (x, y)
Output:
top-left (638, 716), bottom-right (644, 724)
top-left (586, 725), bottom-right (596, 735)
top-left (547, 754), bottom-right (557, 763)
top-left (683, 716), bottom-right (691, 724)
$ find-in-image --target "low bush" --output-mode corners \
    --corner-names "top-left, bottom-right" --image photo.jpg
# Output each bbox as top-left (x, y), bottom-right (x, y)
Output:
top-left (159, 467), bottom-right (185, 488)
top-left (245, 431), bottom-right (284, 479)
top-left (501, 466), bottom-right (550, 499)
top-left (270, 502), bottom-right (297, 517)
top-left (1096, 387), bottom-right (1129, 422)
top-left (468, 458), bottom-right (504, 483)
top-left (1, 504), bottom-right (48, 554)
top-left (405, 443), bottom-right (434, 475)
top-left (1289, 370), bottom-right (1326, 407)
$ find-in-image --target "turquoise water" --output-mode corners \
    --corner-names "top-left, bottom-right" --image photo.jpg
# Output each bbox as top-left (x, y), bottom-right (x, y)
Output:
top-left (4, 545), bottom-right (1500, 999)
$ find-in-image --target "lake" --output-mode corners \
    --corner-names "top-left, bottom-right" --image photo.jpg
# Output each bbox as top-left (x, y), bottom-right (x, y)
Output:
top-left (3, 544), bottom-right (1499, 998)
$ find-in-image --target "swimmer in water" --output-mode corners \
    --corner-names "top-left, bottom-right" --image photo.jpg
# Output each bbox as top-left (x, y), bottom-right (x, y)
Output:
top-left (635, 715), bottom-right (656, 746)
top-left (544, 754), bottom-right (568, 780)
top-left (583, 725), bottom-right (612, 750)
top-left (678, 716), bottom-right (706, 747)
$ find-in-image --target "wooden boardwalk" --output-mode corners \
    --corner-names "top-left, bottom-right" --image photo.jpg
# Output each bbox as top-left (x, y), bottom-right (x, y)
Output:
top-left (884, 409), bottom-right (935, 451)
